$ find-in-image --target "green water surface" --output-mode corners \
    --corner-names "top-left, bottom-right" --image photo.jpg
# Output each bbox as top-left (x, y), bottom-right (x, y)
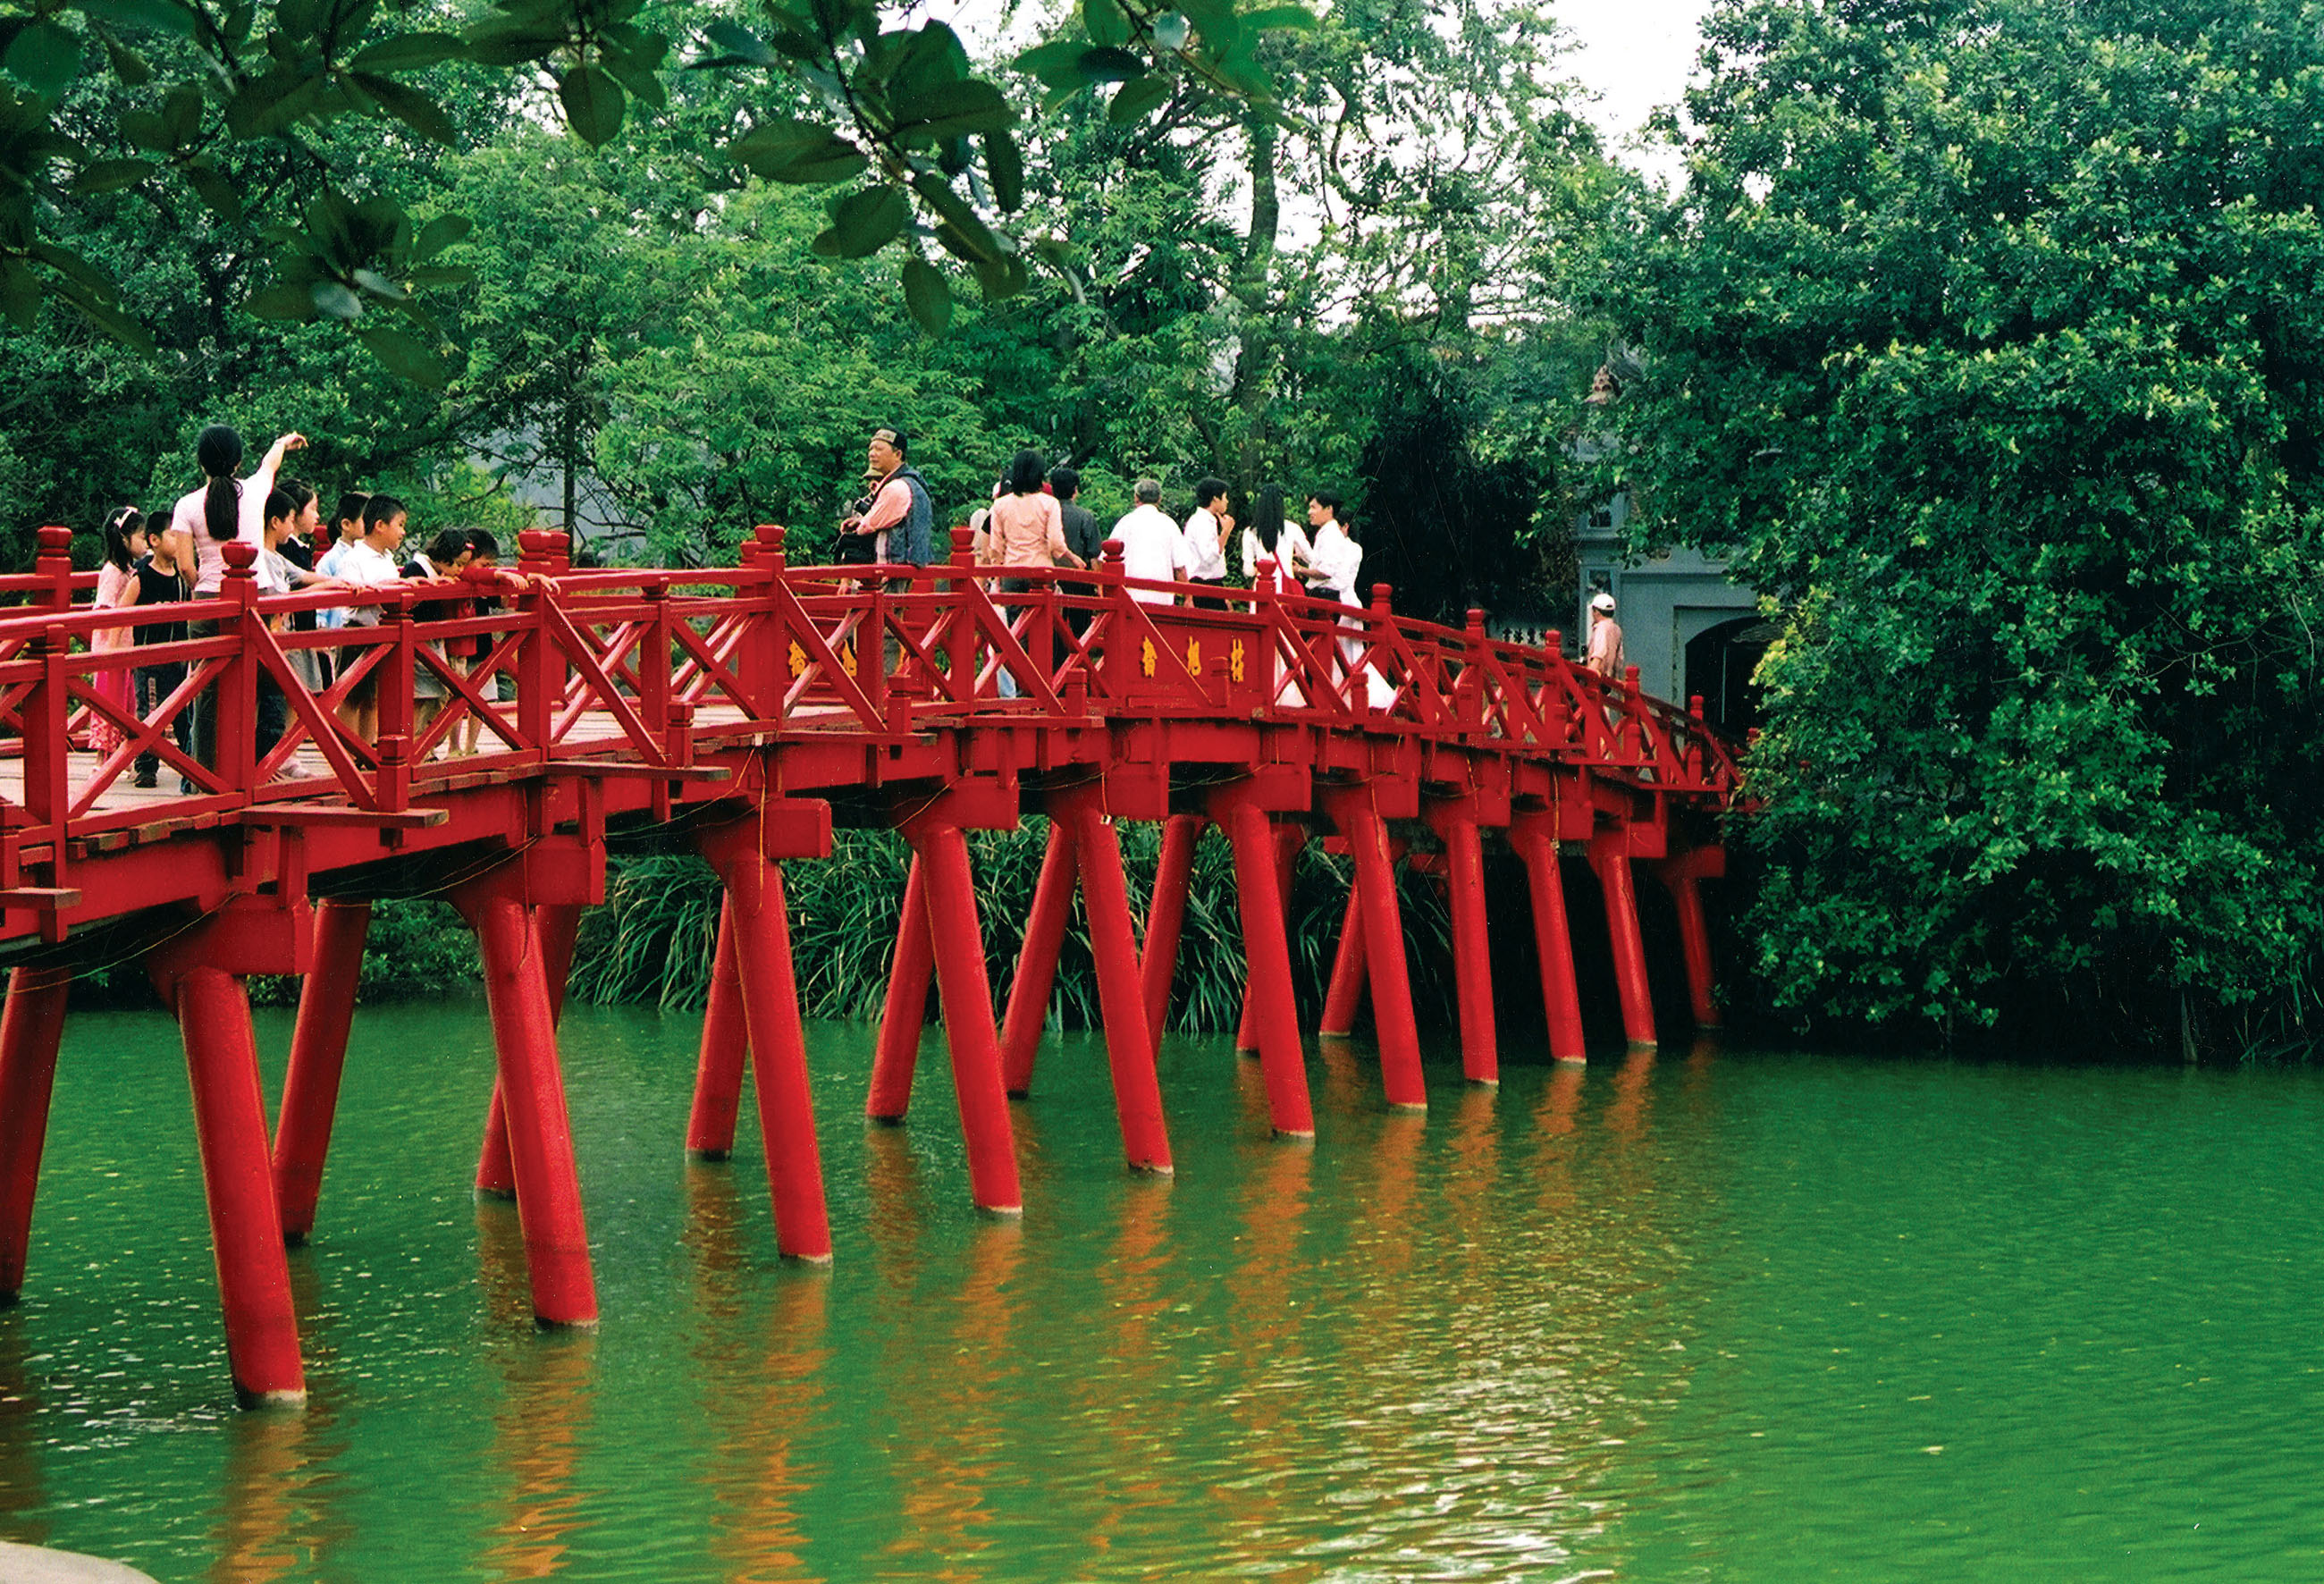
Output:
top-left (0, 1002), bottom-right (2317, 1580)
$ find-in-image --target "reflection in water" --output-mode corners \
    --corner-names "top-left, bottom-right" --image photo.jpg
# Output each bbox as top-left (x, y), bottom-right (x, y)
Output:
top-left (25, 1007), bottom-right (2320, 1582)
top-left (477, 1329), bottom-right (597, 1580)
top-left (0, 1324), bottom-right (46, 1549)
top-left (880, 1218), bottom-right (1023, 1582)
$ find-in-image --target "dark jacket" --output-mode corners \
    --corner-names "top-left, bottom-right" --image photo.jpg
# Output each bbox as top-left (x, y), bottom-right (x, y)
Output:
top-left (888, 465), bottom-right (935, 567)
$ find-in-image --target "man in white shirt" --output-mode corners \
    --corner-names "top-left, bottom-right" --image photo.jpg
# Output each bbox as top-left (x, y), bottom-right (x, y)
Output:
top-left (1294, 489), bottom-right (1362, 605)
top-left (1181, 476), bottom-right (1233, 604)
top-left (1109, 479), bottom-right (1191, 605)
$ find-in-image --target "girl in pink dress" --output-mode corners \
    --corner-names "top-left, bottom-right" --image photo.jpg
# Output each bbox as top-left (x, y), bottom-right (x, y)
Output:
top-left (88, 508), bottom-right (144, 754)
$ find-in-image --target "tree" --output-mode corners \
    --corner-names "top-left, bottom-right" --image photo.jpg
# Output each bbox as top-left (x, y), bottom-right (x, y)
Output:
top-left (1588, 0), bottom-right (2324, 1049)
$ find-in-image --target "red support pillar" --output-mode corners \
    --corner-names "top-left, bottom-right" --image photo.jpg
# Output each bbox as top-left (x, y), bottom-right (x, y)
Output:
top-left (1214, 793), bottom-right (1315, 1139)
top-left (999, 819), bottom-right (1079, 1099)
top-left (1056, 793), bottom-right (1172, 1174)
top-left (147, 948), bottom-right (305, 1407)
top-left (1318, 884), bottom-right (1367, 1038)
top-left (1438, 816), bottom-right (1498, 1085)
top-left (0, 965), bottom-right (72, 1303)
top-left (271, 899), bottom-right (373, 1244)
top-left (1140, 813), bottom-right (1202, 1060)
top-left (867, 855), bottom-right (933, 1123)
top-left (1511, 815), bottom-right (1587, 1063)
top-left (473, 903), bottom-right (578, 1200)
top-left (1588, 831), bottom-right (1658, 1049)
top-left (452, 878), bottom-right (597, 1327)
top-left (685, 893), bottom-right (749, 1159)
top-left (697, 837), bottom-right (832, 1262)
top-left (910, 821), bottom-right (1023, 1213)
top-left (1331, 790), bottom-right (1427, 1111)
top-left (1655, 847), bottom-right (1723, 1031)
top-left (1234, 822), bottom-right (1304, 1053)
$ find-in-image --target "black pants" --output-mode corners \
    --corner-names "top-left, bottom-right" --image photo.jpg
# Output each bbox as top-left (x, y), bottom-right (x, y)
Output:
top-left (189, 617), bottom-right (288, 778)
top-left (133, 660), bottom-right (191, 782)
top-left (1190, 577), bottom-right (1228, 611)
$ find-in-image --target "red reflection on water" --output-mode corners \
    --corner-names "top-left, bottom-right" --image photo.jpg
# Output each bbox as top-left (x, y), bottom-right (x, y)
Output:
top-left (476, 1330), bottom-right (596, 1580)
top-left (1605, 1048), bottom-right (1656, 1140)
top-left (880, 1217), bottom-right (1023, 1582)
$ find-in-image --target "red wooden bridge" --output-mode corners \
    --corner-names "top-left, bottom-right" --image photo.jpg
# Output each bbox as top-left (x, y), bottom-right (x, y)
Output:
top-left (0, 522), bottom-right (1739, 1406)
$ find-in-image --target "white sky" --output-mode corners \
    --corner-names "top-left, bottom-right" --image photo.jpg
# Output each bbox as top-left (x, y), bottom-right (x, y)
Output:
top-left (1555, 0), bottom-right (1715, 187)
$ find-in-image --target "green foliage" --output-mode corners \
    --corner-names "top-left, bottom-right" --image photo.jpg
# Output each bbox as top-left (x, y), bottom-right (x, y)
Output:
top-left (1589, 0), bottom-right (2324, 1047)
top-left (568, 823), bottom-right (1453, 1036)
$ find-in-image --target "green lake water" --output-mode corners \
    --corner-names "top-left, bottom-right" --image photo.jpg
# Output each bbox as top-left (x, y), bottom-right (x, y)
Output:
top-left (0, 1001), bottom-right (2319, 1580)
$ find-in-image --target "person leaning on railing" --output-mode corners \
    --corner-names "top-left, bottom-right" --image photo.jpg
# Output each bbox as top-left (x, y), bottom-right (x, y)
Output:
top-left (401, 527), bottom-right (476, 754)
top-left (333, 494), bottom-right (408, 746)
top-left (257, 488), bottom-right (352, 765)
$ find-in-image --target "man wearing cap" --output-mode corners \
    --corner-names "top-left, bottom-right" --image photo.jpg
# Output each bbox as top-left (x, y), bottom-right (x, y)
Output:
top-left (1586, 590), bottom-right (1625, 678)
top-left (839, 426), bottom-right (935, 569)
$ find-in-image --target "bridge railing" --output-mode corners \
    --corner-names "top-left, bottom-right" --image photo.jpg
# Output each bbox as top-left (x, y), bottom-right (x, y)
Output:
top-left (0, 524), bottom-right (1739, 866)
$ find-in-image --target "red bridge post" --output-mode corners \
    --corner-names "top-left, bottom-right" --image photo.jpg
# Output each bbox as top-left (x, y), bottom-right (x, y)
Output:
top-left (0, 965), bottom-right (72, 1303)
top-left (1053, 786), bottom-right (1172, 1175)
top-left (1234, 822), bottom-right (1304, 1054)
top-left (148, 920), bottom-right (308, 1407)
top-left (905, 817), bottom-right (1023, 1214)
top-left (1000, 818), bottom-right (1080, 1099)
top-left (1211, 789), bottom-right (1315, 1140)
top-left (1588, 830), bottom-right (1658, 1049)
top-left (685, 893), bottom-right (749, 1158)
top-left (1655, 841), bottom-right (1725, 1031)
top-left (1318, 885), bottom-right (1366, 1038)
top-left (474, 900), bottom-right (578, 1201)
top-left (696, 813), bottom-right (834, 1262)
top-left (1511, 813), bottom-right (1587, 1062)
top-left (450, 872), bottom-right (597, 1327)
top-left (1326, 788), bottom-right (1427, 1111)
top-left (1139, 813), bottom-right (1203, 1060)
top-left (1432, 810), bottom-right (1499, 1086)
top-left (272, 898), bottom-right (373, 1244)
top-left (867, 855), bottom-right (932, 1123)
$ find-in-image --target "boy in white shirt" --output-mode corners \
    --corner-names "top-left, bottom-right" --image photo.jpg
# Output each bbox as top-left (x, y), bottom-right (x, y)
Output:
top-left (1181, 476), bottom-right (1233, 606)
top-left (333, 494), bottom-right (408, 743)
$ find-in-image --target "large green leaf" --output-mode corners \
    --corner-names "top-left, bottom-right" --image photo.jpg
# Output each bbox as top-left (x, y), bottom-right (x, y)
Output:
top-left (891, 78), bottom-right (1013, 142)
top-left (983, 130), bottom-right (1023, 214)
top-left (351, 73), bottom-right (459, 144)
top-left (244, 280), bottom-right (319, 320)
top-left (311, 279), bottom-right (363, 320)
top-left (813, 183), bottom-right (906, 258)
top-left (901, 257), bottom-right (950, 335)
top-left (910, 173), bottom-right (1004, 265)
top-left (1082, 0), bottom-right (1130, 48)
top-left (727, 117), bottom-right (866, 183)
top-left (414, 213), bottom-right (473, 260)
top-left (69, 157), bottom-right (155, 194)
top-left (1076, 46), bottom-right (1145, 83)
top-left (78, 0), bottom-right (196, 38)
top-left (558, 63), bottom-right (624, 146)
top-left (346, 31), bottom-right (466, 72)
top-left (1109, 73), bottom-right (1171, 125)
top-left (1011, 39), bottom-right (1085, 88)
top-left (358, 324), bottom-right (449, 388)
top-left (701, 20), bottom-right (774, 66)
top-left (4, 21), bottom-right (83, 98)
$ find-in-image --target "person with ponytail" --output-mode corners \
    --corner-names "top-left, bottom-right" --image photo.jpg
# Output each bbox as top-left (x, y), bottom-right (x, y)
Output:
top-left (86, 506), bottom-right (145, 757)
top-left (171, 424), bottom-right (303, 776)
top-left (166, 425), bottom-right (307, 596)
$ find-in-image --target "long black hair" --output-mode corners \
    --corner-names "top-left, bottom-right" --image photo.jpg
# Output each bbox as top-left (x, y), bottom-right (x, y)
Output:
top-left (1005, 449), bottom-right (1048, 496)
top-left (197, 425), bottom-right (244, 543)
top-left (1253, 484), bottom-right (1286, 554)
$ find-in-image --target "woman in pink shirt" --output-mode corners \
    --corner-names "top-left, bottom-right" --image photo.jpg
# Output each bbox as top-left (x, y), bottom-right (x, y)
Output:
top-left (978, 450), bottom-right (1085, 697)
